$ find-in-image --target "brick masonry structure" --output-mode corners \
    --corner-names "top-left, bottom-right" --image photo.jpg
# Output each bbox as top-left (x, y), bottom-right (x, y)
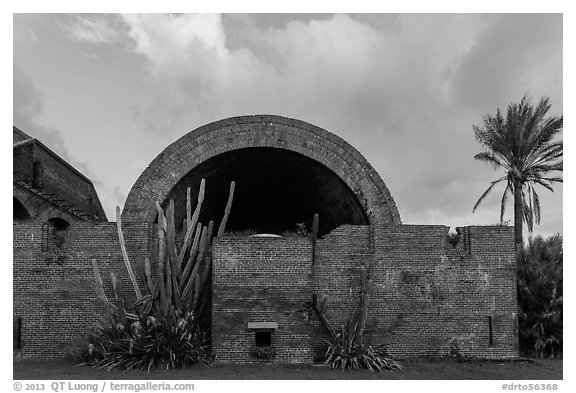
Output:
top-left (314, 224), bottom-right (517, 359)
top-left (13, 126), bottom-right (107, 223)
top-left (13, 221), bottom-right (152, 359)
top-left (13, 115), bottom-right (518, 361)
top-left (121, 115), bottom-right (401, 232)
top-left (212, 237), bottom-right (313, 364)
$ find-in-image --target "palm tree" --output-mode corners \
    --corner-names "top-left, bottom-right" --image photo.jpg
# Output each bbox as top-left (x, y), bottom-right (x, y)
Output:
top-left (472, 96), bottom-right (563, 254)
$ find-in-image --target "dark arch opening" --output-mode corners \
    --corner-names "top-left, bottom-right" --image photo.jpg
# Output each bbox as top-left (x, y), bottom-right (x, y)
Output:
top-left (13, 197), bottom-right (32, 220)
top-left (47, 217), bottom-right (70, 248)
top-left (161, 147), bottom-right (369, 236)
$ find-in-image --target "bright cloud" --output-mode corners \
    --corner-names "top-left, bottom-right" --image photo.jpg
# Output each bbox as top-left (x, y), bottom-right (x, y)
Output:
top-left (61, 14), bottom-right (122, 44)
top-left (14, 13), bottom-right (562, 236)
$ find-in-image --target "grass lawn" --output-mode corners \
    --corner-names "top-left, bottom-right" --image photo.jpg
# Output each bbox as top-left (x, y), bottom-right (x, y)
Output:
top-left (13, 358), bottom-right (562, 380)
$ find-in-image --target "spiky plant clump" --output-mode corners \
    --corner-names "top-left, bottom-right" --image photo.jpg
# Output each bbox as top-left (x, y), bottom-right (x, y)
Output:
top-left (77, 311), bottom-right (210, 371)
top-left (84, 179), bottom-right (235, 371)
top-left (249, 345), bottom-right (276, 359)
top-left (323, 323), bottom-right (402, 372)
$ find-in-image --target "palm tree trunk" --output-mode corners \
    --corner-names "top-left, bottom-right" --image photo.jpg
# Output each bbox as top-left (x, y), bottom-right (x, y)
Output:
top-left (513, 180), bottom-right (524, 261)
top-left (513, 179), bottom-right (524, 355)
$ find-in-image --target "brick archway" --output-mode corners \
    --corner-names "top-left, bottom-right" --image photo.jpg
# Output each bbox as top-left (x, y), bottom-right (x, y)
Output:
top-left (122, 115), bottom-right (401, 230)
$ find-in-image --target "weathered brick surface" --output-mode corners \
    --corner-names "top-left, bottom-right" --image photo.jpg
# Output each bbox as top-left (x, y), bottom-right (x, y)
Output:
top-left (13, 116), bottom-right (518, 362)
top-left (210, 224), bottom-right (517, 363)
top-left (13, 127), bottom-right (106, 221)
top-left (314, 224), bottom-right (518, 359)
top-left (212, 237), bottom-right (313, 364)
top-left (13, 221), bottom-right (152, 359)
top-left (13, 221), bottom-right (517, 361)
top-left (122, 115), bottom-right (401, 227)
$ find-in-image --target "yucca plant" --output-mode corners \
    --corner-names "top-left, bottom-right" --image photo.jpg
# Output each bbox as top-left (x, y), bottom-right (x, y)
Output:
top-left (323, 320), bottom-right (402, 372)
top-left (77, 311), bottom-right (210, 371)
top-left (249, 345), bottom-right (276, 359)
top-left (81, 179), bottom-right (235, 370)
top-left (313, 228), bottom-right (402, 372)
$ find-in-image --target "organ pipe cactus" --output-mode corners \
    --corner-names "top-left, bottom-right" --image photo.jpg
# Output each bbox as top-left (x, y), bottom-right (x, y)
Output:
top-left (85, 179), bottom-right (233, 370)
top-left (115, 206), bottom-right (142, 300)
top-left (93, 178), bottom-right (234, 326)
top-left (217, 181), bottom-right (235, 237)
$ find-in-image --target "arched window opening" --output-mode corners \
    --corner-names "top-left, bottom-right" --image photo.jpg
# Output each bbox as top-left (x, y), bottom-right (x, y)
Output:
top-left (32, 161), bottom-right (44, 189)
top-left (47, 217), bottom-right (70, 248)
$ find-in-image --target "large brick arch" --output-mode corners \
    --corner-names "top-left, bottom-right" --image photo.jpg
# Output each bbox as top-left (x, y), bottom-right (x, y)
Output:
top-left (122, 115), bottom-right (401, 228)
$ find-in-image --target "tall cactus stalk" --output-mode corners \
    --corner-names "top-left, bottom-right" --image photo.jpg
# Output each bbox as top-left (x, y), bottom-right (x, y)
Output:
top-left (93, 178), bottom-right (234, 326)
top-left (217, 181), bottom-right (235, 237)
top-left (116, 206), bottom-right (142, 300)
top-left (186, 186), bottom-right (192, 226)
top-left (180, 222), bottom-right (202, 288)
top-left (181, 225), bottom-right (208, 303)
top-left (155, 201), bottom-right (169, 316)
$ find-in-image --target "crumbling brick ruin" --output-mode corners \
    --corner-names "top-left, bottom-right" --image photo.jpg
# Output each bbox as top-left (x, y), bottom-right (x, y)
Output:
top-left (13, 115), bottom-right (518, 361)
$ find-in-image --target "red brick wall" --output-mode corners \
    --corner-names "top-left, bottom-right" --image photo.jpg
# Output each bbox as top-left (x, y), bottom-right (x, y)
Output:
top-left (13, 219), bottom-right (517, 361)
top-left (13, 142), bottom-right (106, 221)
top-left (122, 115), bottom-right (401, 226)
top-left (314, 224), bottom-right (518, 359)
top-left (212, 236), bottom-right (313, 364)
top-left (32, 147), bottom-right (105, 220)
top-left (13, 221), bottom-right (151, 359)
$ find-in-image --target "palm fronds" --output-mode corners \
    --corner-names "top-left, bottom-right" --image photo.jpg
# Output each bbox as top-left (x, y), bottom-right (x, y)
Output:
top-left (472, 95), bottom-right (562, 241)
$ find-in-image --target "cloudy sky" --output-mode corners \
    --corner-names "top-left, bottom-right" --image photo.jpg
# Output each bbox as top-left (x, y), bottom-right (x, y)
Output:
top-left (13, 13), bottom-right (563, 237)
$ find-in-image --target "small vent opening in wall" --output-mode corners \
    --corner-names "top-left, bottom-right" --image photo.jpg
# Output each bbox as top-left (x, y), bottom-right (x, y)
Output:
top-left (488, 316), bottom-right (493, 345)
top-left (255, 331), bottom-right (272, 347)
top-left (14, 317), bottom-right (22, 350)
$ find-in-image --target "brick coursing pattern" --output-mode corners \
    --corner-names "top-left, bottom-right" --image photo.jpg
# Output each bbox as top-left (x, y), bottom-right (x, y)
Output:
top-left (210, 224), bottom-right (517, 364)
top-left (13, 222), bottom-right (151, 359)
top-left (12, 115), bottom-right (518, 362)
top-left (212, 237), bottom-right (313, 364)
top-left (122, 115), bottom-right (401, 226)
top-left (13, 133), bottom-right (107, 221)
top-left (13, 222), bottom-right (517, 361)
top-left (314, 224), bottom-right (518, 359)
